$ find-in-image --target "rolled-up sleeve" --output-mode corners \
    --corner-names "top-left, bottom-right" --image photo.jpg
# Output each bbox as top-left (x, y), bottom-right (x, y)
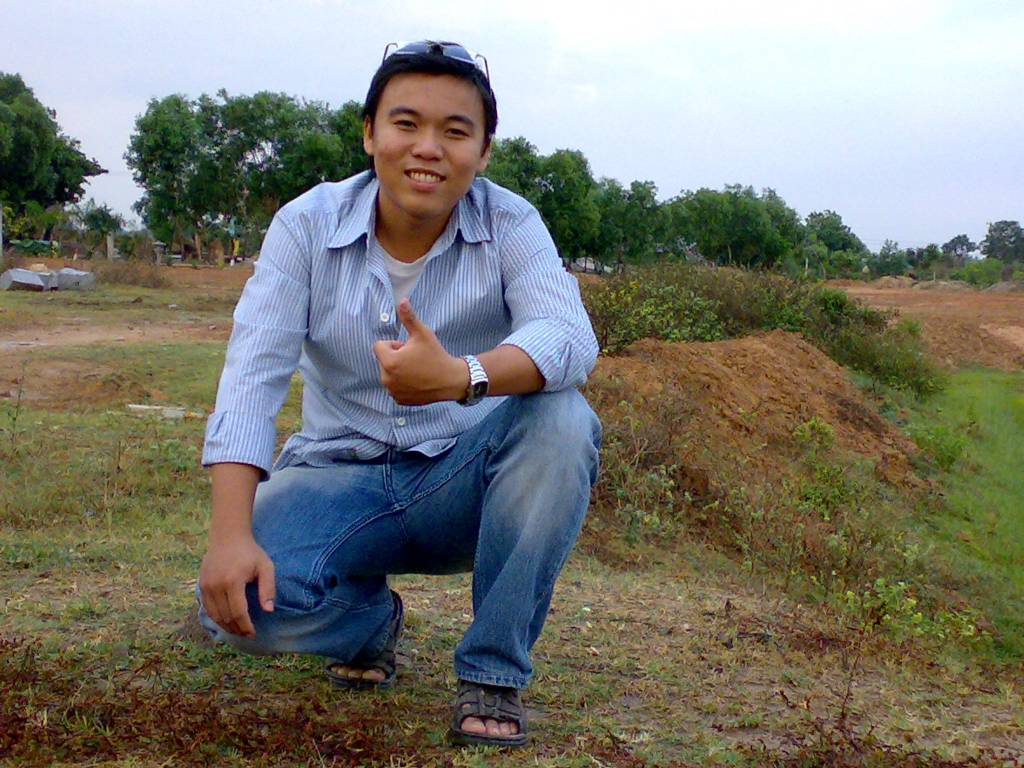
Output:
top-left (202, 212), bottom-right (310, 478)
top-left (499, 209), bottom-right (599, 390)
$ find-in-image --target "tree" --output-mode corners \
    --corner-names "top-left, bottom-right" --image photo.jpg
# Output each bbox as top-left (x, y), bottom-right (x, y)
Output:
top-left (483, 136), bottom-right (544, 206)
top-left (905, 243), bottom-right (942, 271)
top-left (2, 200), bottom-right (68, 240)
top-left (805, 210), bottom-right (866, 254)
top-left (534, 149), bottom-right (599, 262)
top-left (664, 185), bottom-right (802, 267)
top-left (941, 234), bottom-right (976, 266)
top-left (126, 91), bottom-right (367, 258)
top-left (591, 178), bottom-right (629, 266)
top-left (591, 178), bottom-right (665, 267)
top-left (72, 198), bottom-right (125, 251)
top-left (0, 73), bottom-right (104, 224)
top-left (869, 240), bottom-right (909, 277)
top-left (126, 94), bottom-right (203, 253)
top-left (981, 221), bottom-right (1024, 264)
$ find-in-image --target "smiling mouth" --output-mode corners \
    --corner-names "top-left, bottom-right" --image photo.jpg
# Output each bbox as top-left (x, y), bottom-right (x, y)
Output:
top-left (406, 170), bottom-right (445, 184)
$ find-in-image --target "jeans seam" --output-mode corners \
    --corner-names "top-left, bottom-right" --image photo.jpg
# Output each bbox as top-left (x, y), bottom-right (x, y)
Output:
top-left (403, 441), bottom-right (491, 508)
top-left (305, 504), bottom-right (402, 609)
top-left (399, 396), bottom-right (525, 509)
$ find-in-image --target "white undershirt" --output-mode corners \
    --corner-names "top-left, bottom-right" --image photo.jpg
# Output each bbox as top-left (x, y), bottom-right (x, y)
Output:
top-left (380, 249), bottom-right (429, 309)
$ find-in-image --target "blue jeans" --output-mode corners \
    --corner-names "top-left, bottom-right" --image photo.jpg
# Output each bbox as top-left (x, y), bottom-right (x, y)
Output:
top-left (197, 389), bottom-right (602, 689)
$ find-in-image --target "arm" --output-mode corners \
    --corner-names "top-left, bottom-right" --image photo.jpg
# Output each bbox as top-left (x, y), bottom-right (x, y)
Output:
top-left (497, 208), bottom-right (598, 391)
top-left (199, 212), bottom-right (310, 635)
top-left (477, 344), bottom-right (545, 396)
top-left (201, 213), bottom-right (310, 477)
top-left (373, 299), bottom-right (545, 405)
top-left (199, 462), bottom-right (273, 638)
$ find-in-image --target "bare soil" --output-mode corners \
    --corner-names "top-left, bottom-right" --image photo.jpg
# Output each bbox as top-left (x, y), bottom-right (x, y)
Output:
top-left (837, 284), bottom-right (1024, 371)
top-left (590, 330), bottom-right (918, 490)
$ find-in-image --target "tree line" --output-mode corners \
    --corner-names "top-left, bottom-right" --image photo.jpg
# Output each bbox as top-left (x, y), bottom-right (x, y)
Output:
top-left (3, 72), bottom-right (1022, 281)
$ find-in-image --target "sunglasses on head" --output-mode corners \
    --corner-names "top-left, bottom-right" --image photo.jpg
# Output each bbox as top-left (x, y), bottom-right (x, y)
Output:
top-left (382, 40), bottom-right (490, 82)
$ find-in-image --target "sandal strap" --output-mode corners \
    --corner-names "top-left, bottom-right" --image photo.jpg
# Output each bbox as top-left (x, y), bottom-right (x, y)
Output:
top-left (452, 680), bottom-right (527, 734)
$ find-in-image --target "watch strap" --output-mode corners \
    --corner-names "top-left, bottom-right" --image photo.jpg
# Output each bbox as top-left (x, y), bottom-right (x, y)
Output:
top-left (458, 354), bottom-right (489, 406)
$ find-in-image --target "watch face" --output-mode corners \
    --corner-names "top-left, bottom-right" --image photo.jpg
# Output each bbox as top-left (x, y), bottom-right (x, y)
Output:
top-left (471, 381), bottom-right (488, 399)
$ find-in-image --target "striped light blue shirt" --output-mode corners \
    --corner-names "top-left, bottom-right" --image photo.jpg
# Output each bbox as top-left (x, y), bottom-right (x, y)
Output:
top-left (202, 171), bottom-right (598, 478)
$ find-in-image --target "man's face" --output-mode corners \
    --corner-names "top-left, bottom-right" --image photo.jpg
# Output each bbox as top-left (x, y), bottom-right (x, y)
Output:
top-left (364, 72), bottom-right (491, 232)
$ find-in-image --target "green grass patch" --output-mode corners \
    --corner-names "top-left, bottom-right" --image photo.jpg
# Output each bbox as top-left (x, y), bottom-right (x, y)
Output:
top-left (0, 343), bottom-right (303, 530)
top-left (32, 341), bottom-right (230, 410)
top-left (901, 368), bottom-right (1024, 659)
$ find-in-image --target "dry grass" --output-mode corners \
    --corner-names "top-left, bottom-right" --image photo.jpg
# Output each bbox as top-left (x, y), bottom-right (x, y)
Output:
top-left (2, 278), bottom-right (1023, 766)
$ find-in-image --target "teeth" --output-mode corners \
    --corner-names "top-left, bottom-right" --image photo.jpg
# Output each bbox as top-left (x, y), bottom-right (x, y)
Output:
top-left (409, 171), bottom-right (442, 183)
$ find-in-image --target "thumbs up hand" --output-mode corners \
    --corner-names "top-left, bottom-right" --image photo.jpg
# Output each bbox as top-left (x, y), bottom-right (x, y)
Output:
top-left (373, 299), bottom-right (469, 405)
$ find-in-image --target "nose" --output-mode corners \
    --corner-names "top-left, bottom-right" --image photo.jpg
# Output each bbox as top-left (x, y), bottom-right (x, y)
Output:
top-left (411, 128), bottom-right (443, 160)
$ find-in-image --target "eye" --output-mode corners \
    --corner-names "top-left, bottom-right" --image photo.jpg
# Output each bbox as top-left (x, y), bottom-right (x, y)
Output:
top-left (394, 119), bottom-right (416, 130)
top-left (446, 127), bottom-right (470, 138)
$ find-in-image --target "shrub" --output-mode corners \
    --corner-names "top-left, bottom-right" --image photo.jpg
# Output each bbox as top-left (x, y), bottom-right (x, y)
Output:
top-left (583, 276), bottom-right (724, 354)
top-left (580, 263), bottom-right (944, 397)
top-left (909, 423), bottom-right (967, 471)
top-left (793, 415), bottom-right (836, 452)
top-left (583, 376), bottom-right (710, 551)
top-left (90, 260), bottom-right (169, 289)
top-left (951, 258), bottom-right (1003, 287)
top-left (826, 318), bottom-right (945, 398)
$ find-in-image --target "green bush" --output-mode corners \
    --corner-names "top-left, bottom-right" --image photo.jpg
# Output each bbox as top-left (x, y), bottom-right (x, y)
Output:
top-left (584, 383), bottom-right (701, 547)
top-left (583, 276), bottom-right (724, 354)
top-left (580, 263), bottom-right (944, 397)
top-left (826, 318), bottom-right (945, 398)
top-left (910, 423), bottom-right (967, 471)
top-left (9, 239), bottom-right (59, 257)
top-left (951, 258), bottom-right (1003, 287)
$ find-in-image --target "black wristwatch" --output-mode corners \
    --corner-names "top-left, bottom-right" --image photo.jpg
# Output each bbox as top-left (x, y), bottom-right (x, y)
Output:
top-left (457, 355), bottom-right (489, 406)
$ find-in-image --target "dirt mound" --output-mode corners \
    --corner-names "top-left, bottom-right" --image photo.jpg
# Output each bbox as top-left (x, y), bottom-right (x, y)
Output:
top-left (985, 280), bottom-right (1024, 293)
top-left (588, 330), bottom-right (918, 491)
top-left (980, 324), bottom-right (1024, 353)
top-left (913, 279), bottom-right (971, 291)
top-left (873, 276), bottom-right (915, 289)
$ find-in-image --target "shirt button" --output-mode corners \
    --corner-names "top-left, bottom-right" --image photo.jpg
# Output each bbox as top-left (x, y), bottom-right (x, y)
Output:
top-left (396, 417), bottom-right (407, 427)
top-left (379, 311), bottom-right (390, 323)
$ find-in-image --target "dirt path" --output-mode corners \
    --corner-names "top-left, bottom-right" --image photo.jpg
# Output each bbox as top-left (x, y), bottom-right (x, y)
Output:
top-left (839, 285), bottom-right (1024, 370)
top-left (1, 321), bottom-right (228, 349)
top-left (0, 321), bottom-right (232, 404)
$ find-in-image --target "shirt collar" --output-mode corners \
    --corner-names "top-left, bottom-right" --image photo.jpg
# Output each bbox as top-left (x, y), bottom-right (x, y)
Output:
top-left (457, 181), bottom-right (492, 244)
top-left (327, 175), bottom-right (378, 249)
top-left (327, 175), bottom-right (493, 250)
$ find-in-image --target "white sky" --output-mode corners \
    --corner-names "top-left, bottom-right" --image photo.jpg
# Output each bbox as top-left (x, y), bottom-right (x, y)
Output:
top-left (4, 0), bottom-right (1023, 248)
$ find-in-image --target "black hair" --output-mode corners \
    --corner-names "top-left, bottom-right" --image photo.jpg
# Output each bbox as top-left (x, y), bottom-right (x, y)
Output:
top-left (363, 48), bottom-right (498, 147)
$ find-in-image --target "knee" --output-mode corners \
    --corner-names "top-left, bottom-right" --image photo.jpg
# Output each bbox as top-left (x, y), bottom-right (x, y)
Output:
top-left (510, 390), bottom-right (602, 470)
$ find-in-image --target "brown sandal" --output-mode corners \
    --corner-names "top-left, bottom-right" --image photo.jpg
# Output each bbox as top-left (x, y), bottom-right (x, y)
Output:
top-left (325, 590), bottom-right (403, 690)
top-left (448, 679), bottom-right (528, 748)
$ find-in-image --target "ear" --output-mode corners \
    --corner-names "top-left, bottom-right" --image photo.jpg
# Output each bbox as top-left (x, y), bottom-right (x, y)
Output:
top-left (476, 140), bottom-right (492, 173)
top-left (362, 116), bottom-right (375, 157)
